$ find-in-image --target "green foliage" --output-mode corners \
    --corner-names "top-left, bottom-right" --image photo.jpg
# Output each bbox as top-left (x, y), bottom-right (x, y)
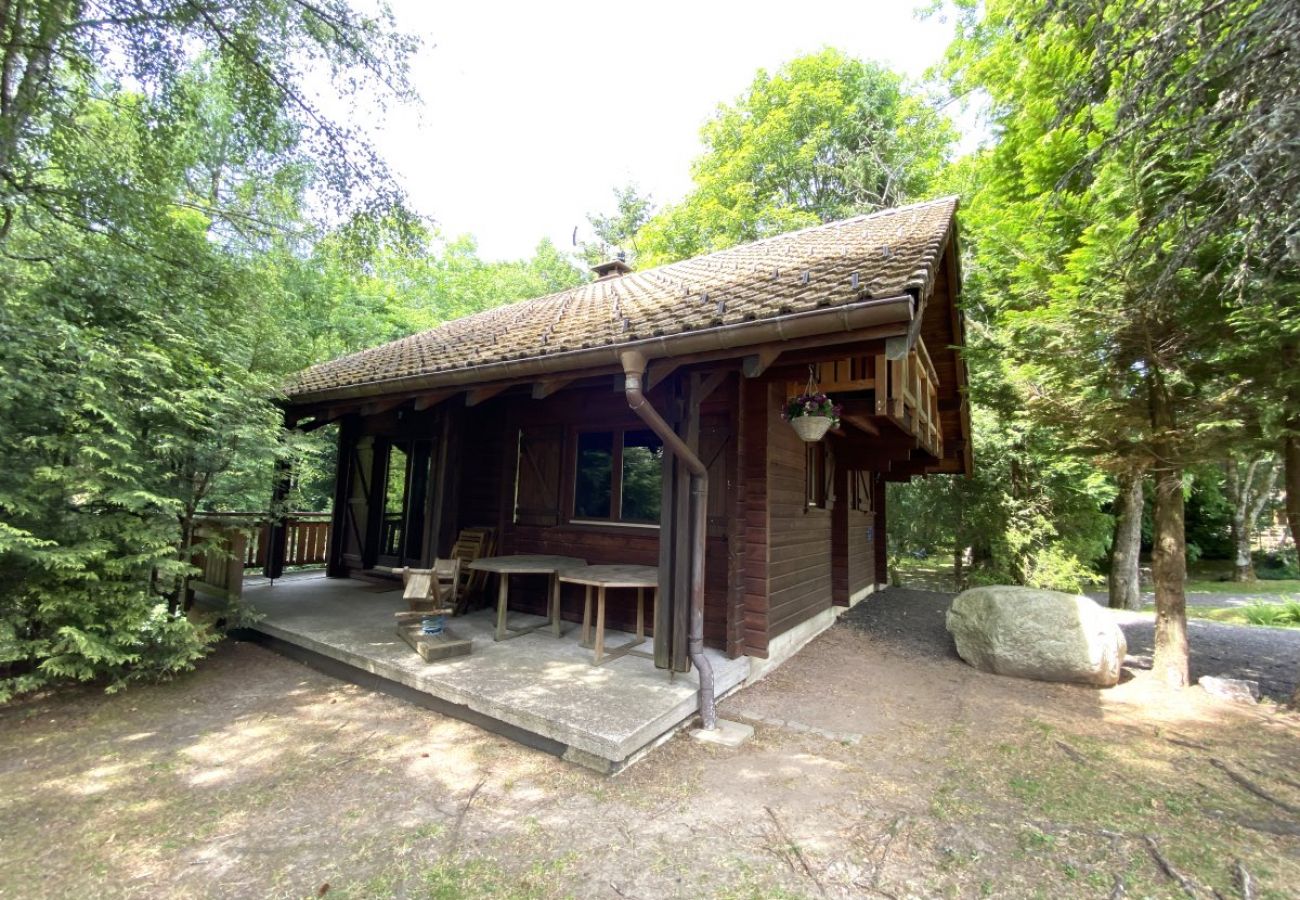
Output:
top-left (1240, 602), bottom-right (1300, 628)
top-left (580, 184), bottom-right (657, 267)
top-left (635, 48), bottom-right (956, 265)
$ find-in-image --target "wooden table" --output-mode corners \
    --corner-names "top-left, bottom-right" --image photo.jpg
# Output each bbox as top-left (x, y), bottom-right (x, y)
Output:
top-left (468, 555), bottom-right (586, 641)
top-left (558, 564), bottom-right (659, 665)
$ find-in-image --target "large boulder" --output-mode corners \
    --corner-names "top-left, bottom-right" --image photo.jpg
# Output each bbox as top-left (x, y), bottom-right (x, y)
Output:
top-left (945, 586), bottom-right (1127, 687)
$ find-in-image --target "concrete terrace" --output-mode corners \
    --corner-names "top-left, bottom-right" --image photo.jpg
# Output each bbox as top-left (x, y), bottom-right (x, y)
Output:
top-left (238, 573), bottom-right (749, 772)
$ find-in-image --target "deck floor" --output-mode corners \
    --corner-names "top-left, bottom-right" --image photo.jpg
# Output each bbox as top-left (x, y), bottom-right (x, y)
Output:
top-left (239, 573), bottom-right (749, 771)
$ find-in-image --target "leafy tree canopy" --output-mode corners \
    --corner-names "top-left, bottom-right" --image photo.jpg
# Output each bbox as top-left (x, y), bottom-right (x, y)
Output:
top-left (635, 48), bottom-right (957, 265)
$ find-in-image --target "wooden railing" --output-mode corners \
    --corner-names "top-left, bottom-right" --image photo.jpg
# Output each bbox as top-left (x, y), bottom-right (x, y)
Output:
top-left (877, 341), bottom-right (942, 457)
top-left (800, 338), bottom-right (943, 457)
top-left (188, 512), bottom-right (331, 602)
top-left (190, 517), bottom-right (254, 603)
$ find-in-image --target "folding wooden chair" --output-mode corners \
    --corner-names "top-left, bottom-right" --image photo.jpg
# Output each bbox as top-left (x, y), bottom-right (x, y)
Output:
top-left (449, 527), bottom-right (495, 613)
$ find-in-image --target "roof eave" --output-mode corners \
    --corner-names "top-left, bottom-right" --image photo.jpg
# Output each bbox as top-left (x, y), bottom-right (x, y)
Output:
top-left (284, 293), bottom-right (915, 407)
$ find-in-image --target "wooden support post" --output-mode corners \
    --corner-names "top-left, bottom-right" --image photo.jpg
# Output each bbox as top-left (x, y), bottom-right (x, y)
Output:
top-left (327, 415), bottom-right (356, 578)
top-left (874, 354), bottom-right (889, 415)
top-left (264, 456), bottom-right (292, 580)
top-left (890, 357), bottom-right (906, 419)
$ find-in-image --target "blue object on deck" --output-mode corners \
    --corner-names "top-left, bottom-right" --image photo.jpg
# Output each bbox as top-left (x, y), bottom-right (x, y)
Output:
top-left (421, 615), bottom-right (445, 636)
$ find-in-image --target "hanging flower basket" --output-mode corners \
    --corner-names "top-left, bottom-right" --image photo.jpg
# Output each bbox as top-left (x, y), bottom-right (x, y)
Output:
top-left (782, 389), bottom-right (841, 443)
top-left (790, 414), bottom-right (834, 442)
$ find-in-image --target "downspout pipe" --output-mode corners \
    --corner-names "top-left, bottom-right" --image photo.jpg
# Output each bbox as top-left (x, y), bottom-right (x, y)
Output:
top-left (620, 350), bottom-right (717, 730)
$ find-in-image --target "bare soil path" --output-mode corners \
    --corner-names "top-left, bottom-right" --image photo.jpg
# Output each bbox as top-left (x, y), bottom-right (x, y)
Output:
top-left (1, 593), bottom-right (1297, 899)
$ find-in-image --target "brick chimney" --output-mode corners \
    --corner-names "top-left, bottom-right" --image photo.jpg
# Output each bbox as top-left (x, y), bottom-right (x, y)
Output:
top-left (592, 250), bottom-right (632, 281)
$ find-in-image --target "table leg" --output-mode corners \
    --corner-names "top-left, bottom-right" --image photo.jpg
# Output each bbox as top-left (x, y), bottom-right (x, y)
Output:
top-left (594, 586), bottom-right (606, 664)
top-left (582, 585), bottom-right (592, 647)
top-left (550, 573), bottom-right (562, 637)
top-left (495, 573), bottom-right (508, 641)
top-left (636, 587), bottom-right (644, 641)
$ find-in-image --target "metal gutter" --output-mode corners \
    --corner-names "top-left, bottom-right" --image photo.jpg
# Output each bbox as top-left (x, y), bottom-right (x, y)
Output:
top-left (619, 349), bottom-right (717, 731)
top-left (285, 294), bottom-right (914, 407)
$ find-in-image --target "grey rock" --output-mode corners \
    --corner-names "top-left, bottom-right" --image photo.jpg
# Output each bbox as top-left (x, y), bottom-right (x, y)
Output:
top-left (946, 586), bottom-right (1127, 687)
top-left (1198, 675), bottom-right (1260, 704)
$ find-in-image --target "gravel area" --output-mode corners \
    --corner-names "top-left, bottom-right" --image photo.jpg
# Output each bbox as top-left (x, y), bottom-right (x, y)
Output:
top-left (843, 587), bottom-right (1300, 702)
top-left (1085, 591), bottom-right (1291, 609)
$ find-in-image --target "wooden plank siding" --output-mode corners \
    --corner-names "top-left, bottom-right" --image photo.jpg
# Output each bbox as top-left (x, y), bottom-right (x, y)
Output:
top-left (452, 380), bottom-right (739, 653)
top-left (740, 375), bottom-right (771, 657)
top-left (763, 381), bottom-right (834, 641)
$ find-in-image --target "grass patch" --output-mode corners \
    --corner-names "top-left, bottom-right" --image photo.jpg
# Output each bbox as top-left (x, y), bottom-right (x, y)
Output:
top-left (929, 718), bottom-right (1300, 899)
top-left (1178, 602), bottom-right (1300, 629)
top-left (1184, 579), bottom-right (1300, 595)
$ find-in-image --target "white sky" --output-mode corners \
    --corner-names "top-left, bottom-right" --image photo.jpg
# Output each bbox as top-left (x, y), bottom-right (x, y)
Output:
top-left (368, 0), bottom-right (965, 261)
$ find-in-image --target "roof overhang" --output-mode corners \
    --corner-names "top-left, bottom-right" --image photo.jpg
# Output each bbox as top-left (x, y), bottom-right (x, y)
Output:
top-left (283, 293), bottom-right (915, 408)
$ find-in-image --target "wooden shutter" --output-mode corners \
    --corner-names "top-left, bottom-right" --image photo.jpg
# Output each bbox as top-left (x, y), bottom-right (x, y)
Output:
top-left (514, 425), bottom-right (564, 526)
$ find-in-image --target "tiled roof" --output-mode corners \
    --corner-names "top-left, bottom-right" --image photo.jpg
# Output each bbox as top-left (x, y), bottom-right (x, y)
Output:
top-left (286, 196), bottom-right (958, 401)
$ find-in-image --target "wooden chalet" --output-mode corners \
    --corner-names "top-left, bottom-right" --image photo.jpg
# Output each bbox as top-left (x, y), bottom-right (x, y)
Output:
top-left (264, 196), bottom-right (970, 766)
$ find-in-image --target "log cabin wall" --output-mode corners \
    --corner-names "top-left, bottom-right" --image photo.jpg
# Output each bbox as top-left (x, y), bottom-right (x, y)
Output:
top-left (452, 378), bottom-right (737, 651)
top-left (764, 381), bottom-right (835, 641)
top-left (845, 469), bottom-right (877, 601)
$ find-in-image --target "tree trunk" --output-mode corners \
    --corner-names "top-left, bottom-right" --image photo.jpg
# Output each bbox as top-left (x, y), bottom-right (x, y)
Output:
top-left (1149, 370), bottom-right (1188, 688)
top-left (1285, 432), bottom-right (1300, 563)
top-left (1227, 455), bottom-right (1279, 582)
top-left (1226, 457), bottom-right (1257, 583)
top-left (1109, 468), bottom-right (1144, 610)
top-left (1151, 461), bottom-right (1189, 687)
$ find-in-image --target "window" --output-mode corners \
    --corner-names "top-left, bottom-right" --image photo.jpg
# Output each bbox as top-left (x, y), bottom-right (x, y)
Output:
top-left (573, 428), bottom-right (664, 525)
top-left (806, 443), bottom-right (829, 510)
top-left (849, 469), bottom-right (873, 512)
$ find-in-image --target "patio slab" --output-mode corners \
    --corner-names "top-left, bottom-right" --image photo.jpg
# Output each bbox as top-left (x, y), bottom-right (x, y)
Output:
top-left (237, 574), bottom-right (750, 772)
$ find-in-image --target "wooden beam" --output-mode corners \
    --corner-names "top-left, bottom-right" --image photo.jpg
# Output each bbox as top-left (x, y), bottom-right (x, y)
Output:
top-left (413, 389), bottom-right (458, 412)
top-left (885, 335), bottom-right (910, 361)
top-left (359, 397), bottom-right (406, 417)
top-left (465, 384), bottom-right (510, 407)
top-left (742, 348), bottom-right (781, 379)
top-left (531, 377), bottom-right (574, 400)
top-left (296, 415), bottom-right (341, 433)
top-left (695, 370), bottom-right (729, 403)
top-left (646, 359), bottom-right (682, 391)
top-left (840, 412), bottom-right (880, 437)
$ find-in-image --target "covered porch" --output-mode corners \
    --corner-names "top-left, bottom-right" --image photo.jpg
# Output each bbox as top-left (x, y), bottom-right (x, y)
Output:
top-left (237, 572), bottom-right (750, 772)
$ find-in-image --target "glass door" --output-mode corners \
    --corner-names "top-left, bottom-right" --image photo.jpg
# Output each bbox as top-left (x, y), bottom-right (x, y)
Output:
top-left (374, 438), bottom-right (434, 568)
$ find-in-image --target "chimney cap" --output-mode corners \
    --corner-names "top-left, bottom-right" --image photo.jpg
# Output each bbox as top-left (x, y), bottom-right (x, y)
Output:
top-left (592, 258), bottom-right (633, 280)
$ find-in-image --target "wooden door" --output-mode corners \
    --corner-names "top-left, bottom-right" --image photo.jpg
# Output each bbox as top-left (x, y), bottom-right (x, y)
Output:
top-left (341, 436), bottom-right (376, 570)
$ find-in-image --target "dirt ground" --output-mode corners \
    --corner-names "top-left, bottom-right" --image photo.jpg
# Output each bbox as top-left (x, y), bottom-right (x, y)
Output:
top-left (2, 590), bottom-right (1298, 900)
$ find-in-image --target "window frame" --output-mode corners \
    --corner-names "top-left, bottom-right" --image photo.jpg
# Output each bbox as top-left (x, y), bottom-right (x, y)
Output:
top-left (567, 424), bottom-right (664, 528)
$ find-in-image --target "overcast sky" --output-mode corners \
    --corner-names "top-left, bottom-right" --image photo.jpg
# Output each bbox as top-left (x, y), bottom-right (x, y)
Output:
top-left (367, 1), bottom-right (966, 261)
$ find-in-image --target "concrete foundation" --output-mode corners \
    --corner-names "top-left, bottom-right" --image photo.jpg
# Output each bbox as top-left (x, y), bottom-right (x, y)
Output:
top-left (235, 574), bottom-right (749, 773)
top-left (690, 718), bottom-right (755, 748)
